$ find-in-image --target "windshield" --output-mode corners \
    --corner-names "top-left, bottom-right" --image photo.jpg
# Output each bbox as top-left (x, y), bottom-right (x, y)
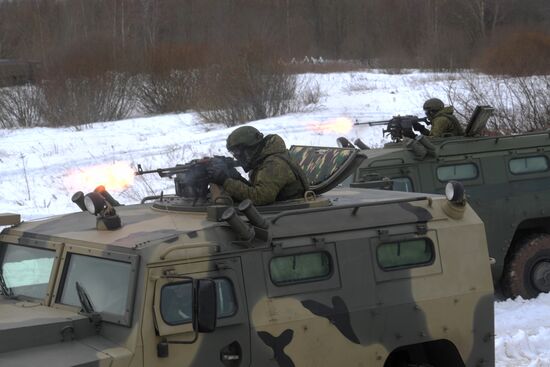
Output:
top-left (59, 253), bottom-right (132, 317)
top-left (0, 243), bottom-right (56, 299)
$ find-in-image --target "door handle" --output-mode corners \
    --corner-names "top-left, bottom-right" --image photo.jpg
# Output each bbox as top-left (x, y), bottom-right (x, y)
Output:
top-left (220, 341), bottom-right (242, 366)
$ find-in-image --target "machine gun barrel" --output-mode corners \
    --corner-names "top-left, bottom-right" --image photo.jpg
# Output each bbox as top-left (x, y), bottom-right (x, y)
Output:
top-left (354, 119), bottom-right (391, 126)
top-left (135, 156), bottom-right (241, 204)
top-left (135, 156), bottom-right (240, 178)
top-left (355, 116), bottom-right (428, 127)
top-left (135, 164), bottom-right (190, 178)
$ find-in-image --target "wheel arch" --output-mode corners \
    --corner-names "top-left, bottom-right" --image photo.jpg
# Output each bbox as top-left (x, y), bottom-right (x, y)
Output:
top-left (504, 217), bottom-right (550, 270)
top-left (502, 230), bottom-right (550, 298)
top-left (383, 339), bottom-right (465, 367)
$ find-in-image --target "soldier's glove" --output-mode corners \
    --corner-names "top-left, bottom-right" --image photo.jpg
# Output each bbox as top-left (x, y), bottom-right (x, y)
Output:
top-left (412, 121), bottom-right (430, 135)
top-left (207, 158), bottom-right (242, 185)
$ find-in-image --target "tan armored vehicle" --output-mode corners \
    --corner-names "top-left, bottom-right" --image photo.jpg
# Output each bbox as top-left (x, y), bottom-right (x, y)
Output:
top-left (0, 146), bottom-right (494, 366)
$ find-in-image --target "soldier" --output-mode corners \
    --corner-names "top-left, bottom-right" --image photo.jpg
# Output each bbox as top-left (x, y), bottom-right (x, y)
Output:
top-left (207, 126), bottom-right (309, 205)
top-left (413, 98), bottom-right (464, 138)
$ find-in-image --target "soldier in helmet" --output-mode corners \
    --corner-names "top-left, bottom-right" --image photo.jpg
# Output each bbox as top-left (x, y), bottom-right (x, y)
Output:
top-left (413, 98), bottom-right (464, 138)
top-left (207, 126), bottom-right (309, 205)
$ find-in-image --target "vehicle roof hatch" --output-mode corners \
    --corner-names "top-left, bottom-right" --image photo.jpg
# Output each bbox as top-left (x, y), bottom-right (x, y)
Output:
top-left (289, 145), bottom-right (366, 195)
top-left (464, 105), bottom-right (494, 137)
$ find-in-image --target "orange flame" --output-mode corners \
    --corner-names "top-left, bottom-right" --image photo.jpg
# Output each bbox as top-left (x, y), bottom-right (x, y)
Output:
top-left (63, 162), bottom-right (135, 193)
top-left (307, 117), bottom-right (354, 134)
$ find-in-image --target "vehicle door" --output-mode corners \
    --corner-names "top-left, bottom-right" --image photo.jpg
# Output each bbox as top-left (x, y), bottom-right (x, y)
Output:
top-left (143, 257), bottom-right (250, 367)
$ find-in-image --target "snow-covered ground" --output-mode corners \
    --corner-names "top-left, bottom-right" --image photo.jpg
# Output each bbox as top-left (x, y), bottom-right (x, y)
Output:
top-left (496, 294), bottom-right (550, 366)
top-left (0, 71), bottom-right (443, 218)
top-left (0, 70), bottom-right (548, 366)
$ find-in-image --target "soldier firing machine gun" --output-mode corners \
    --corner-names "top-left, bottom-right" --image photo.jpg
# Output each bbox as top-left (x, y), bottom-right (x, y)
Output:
top-left (135, 156), bottom-right (240, 205)
top-left (355, 115), bottom-right (428, 142)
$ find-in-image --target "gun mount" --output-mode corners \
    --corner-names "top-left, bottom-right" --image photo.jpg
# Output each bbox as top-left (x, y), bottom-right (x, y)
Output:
top-left (136, 156), bottom-right (239, 206)
top-left (355, 115), bottom-right (428, 142)
top-left (131, 145), bottom-right (367, 219)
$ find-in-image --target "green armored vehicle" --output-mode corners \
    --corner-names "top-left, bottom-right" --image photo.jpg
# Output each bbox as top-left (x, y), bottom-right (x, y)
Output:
top-left (351, 106), bottom-right (550, 299)
top-left (0, 146), bottom-right (493, 366)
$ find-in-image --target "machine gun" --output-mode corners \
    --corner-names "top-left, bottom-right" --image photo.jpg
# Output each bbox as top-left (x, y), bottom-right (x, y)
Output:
top-left (355, 115), bottom-right (428, 142)
top-left (135, 156), bottom-right (240, 204)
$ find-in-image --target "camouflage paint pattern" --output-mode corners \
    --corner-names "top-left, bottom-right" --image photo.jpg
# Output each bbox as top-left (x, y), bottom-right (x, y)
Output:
top-left (0, 186), bottom-right (493, 366)
top-left (290, 146), bottom-right (354, 186)
top-left (0, 144), bottom-right (494, 366)
top-left (246, 190), bottom-right (493, 367)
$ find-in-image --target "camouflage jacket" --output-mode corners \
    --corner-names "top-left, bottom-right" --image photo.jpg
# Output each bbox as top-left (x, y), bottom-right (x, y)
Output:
top-left (430, 106), bottom-right (464, 137)
top-left (223, 134), bottom-right (308, 205)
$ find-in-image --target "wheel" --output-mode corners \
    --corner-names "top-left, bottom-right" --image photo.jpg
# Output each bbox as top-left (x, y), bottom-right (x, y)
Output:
top-left (502, 234), bottom-right (550, 299)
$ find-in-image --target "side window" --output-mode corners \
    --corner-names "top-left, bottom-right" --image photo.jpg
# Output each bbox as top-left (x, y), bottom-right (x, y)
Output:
top-left (214, 278), bottom-right (238, 318)
top-left (1, 244), bottom-right (55, 299)
top-left (160, 282), bottom-right (192, 325)
top-left (160, 278), bottom-right (237, 325)
top-left (392, 177), bottom-right (413, 192)
top-left (377, 238), bottom-right (434, 270)
top-left (437, 163), bottom-right (478, 181)
top-left (509, 156), bottom-right (548, 175)
top-left (270, 252), bottom-right (331, 286)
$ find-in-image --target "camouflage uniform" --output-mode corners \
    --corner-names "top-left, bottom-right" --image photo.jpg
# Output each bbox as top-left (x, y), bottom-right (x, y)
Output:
top-left (429, 106), bottom-right (464, 138)
top-left (223, 134), bottom-right (308, 205)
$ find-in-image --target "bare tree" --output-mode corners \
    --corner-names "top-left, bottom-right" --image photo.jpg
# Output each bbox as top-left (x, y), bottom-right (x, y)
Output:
top-left (0, 86), bottom-right (42, 128)
top-left (443, 73), bottom-right (550, 133)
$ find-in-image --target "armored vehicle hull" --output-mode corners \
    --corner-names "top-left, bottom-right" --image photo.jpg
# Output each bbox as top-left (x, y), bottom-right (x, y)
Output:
top-left (0, 185), bottom-right (493, 367)
top-left (353, 131), bottom-right (550, 299)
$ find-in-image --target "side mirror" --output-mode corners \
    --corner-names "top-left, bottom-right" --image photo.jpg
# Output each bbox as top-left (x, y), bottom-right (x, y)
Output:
top-left (194, 279), bottom-right (217, 333)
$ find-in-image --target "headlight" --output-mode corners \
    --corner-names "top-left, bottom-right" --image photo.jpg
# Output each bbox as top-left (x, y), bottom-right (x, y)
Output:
top-left (84, 192), bottom-right (107, 215)
top-left (445, 181), bottom-right (465, 203)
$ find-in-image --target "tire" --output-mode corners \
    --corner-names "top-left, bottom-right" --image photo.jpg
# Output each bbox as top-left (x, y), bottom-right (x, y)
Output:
top-left (502, 234), bottom-right (550, 299)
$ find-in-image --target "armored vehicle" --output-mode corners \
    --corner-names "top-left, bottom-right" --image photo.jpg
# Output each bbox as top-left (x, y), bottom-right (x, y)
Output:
top-left (0, 146), bottom-right (493, 366)
top-left (351, 106), bottom-right (550, 299)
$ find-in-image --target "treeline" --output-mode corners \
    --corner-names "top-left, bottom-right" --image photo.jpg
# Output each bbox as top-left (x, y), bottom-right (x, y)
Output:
top-left (0, 0), bottom-right (549, 129)
top-left (1, 0), bottom-right (549, 74)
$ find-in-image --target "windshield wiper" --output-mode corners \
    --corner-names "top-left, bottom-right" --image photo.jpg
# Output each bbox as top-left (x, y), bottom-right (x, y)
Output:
top-left (75, 281), bottom-right (102, 331)
top-left (0, 270), bottom-right (14, 298)
top-left (75, 281), bottom-right (95, 313)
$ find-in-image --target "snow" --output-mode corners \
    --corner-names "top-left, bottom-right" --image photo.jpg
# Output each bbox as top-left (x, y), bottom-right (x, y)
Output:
top-left (1, 71), bottom-right (442, 219)
top-left (0, 70), bottom-right (547, 365)
top-left (495, 294), bottom-right (550, 366)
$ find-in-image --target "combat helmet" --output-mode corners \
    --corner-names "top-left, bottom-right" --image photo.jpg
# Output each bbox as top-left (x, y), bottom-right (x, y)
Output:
top-left (423, 98), bottom-right (445, 120)
top-left (226, 126), bottom-right (265, 171)
top-left (227, 126), bottom-right (264, 151)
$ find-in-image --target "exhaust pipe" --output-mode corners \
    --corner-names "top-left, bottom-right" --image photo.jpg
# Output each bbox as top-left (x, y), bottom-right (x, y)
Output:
top-left (221, 207), bottom-right (255, 242)
top-left (238, 199), bottom-right (269, 229)
top-left (354, 138), bottom-right (370, 150)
